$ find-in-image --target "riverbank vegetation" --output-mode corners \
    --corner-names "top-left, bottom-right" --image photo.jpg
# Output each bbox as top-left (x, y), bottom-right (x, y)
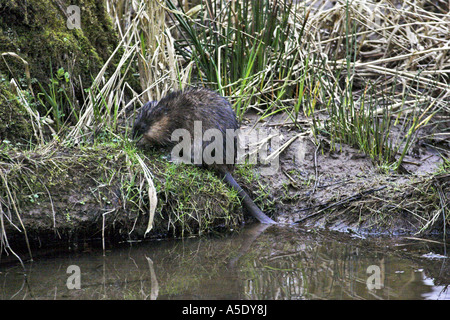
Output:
top-left (0, 0), bottom-right (448, 258)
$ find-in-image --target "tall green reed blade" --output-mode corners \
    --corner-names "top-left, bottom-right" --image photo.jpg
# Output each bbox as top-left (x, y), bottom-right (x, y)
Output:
top-left (167, 0), bottom-right (303, 110)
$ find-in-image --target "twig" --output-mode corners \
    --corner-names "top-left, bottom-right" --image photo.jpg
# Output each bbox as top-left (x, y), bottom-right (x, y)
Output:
top-left (312, 141), bottom-right (321, 194)
top-left (295, 185), bottom-right (387, 224)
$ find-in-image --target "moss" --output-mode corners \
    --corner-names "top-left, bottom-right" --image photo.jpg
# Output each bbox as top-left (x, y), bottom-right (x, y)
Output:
top-left (0, 80), bottom-right (32, 144)
top-left (233, 163), bottom-right (277, 214)
top-left (0, 0), bottom-right (118, 99)
top-left (0, 142), bottom-right (245, 246)
top-left (155, 160), bottom-right (242, 236)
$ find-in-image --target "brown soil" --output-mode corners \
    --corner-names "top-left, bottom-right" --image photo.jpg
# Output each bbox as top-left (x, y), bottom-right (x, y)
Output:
top-left (240, 111), bottom-right (449, 236)
top-left (1, 111), bottom-right (448, 257)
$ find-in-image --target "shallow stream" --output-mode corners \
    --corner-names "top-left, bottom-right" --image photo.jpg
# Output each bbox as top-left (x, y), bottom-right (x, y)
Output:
top-left (1, 224), bottom-right (448, 300)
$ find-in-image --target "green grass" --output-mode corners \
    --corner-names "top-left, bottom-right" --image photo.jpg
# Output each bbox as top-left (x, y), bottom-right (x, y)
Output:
top-left (166, 0), bottom-right (443, 170)
top-left (315, 51), bottom-right (438, 169)
top-left (167, 0), bottom-right (308, 121)
top-left (37, 66), bottom-right (78, 132)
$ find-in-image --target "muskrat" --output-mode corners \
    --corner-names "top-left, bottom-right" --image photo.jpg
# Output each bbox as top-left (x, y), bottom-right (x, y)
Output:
top-left (132, 87), bottom-right (276, 224)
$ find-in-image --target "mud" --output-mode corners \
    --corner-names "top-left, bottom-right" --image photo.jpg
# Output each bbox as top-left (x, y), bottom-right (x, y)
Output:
top-left (239, 111), bottom-right (449, 236)
top-left (0, 110), bottom-right (448, 254)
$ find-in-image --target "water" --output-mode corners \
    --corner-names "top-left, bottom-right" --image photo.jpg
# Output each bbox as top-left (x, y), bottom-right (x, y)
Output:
top-left (0, 224), bottom-right (448, 300)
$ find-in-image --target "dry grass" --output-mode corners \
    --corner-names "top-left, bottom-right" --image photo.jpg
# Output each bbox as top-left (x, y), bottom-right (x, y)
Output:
top-left (299, 0), bottom-right (449, 105)
top-left (161, 0), bottom-right (448, 167)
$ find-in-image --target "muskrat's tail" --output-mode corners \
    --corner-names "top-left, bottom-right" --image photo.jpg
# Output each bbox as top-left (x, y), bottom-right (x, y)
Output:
top-left (221, 170), bottom-right (276, 224)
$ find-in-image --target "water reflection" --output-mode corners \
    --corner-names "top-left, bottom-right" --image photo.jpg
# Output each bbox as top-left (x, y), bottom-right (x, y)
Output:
top-left (0, 224), bottom-right (448, 300)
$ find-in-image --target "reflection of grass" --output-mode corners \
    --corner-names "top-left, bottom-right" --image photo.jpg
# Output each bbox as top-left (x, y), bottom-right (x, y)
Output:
top-left (161, 273), bottom-right (203, 297)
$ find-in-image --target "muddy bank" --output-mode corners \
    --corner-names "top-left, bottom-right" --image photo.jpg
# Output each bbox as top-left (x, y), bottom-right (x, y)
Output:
top-left (0, 142), bottom-right (244, 251)
top-left (1, 111), bottom-right (448, 255)
top-left (243, 112), bottom-right (449, 236)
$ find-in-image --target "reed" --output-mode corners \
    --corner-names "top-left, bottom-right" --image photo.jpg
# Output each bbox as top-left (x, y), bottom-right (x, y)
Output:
top-left (164, 0), bottom-right (447, 168)
top-left (166, 0), bottom-right (309, 120)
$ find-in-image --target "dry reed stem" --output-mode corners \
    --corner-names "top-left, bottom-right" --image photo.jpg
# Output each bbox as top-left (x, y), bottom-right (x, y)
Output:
top-left (135, 154), bottom-right (158, 236)
top-left (294, 0), bottom-right (449, 112)
top-left (70, 0), bottom-right (179, 142)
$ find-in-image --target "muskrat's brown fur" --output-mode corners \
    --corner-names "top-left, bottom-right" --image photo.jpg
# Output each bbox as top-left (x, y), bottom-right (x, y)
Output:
top-left (133, 87), bottom-right (275, 224)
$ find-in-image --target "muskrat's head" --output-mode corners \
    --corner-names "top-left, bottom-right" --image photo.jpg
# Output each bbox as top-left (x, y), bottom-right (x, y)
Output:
top-left (132, 101), bottom-right (158, 140)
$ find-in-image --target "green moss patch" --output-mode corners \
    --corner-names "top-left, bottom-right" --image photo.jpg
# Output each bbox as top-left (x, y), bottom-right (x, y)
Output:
top-left (0, 0), bottom-right (118, 98)
top-left (0, 81), bottom-right (33, 144)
